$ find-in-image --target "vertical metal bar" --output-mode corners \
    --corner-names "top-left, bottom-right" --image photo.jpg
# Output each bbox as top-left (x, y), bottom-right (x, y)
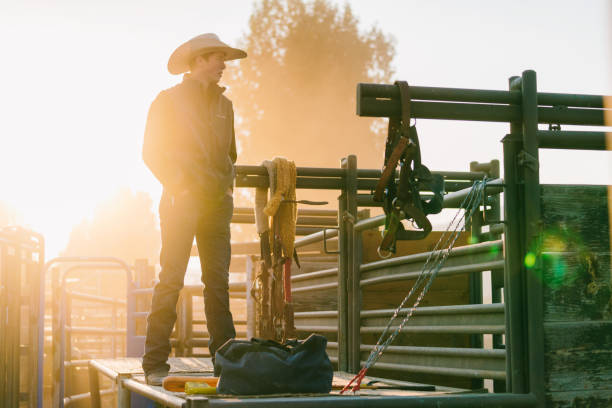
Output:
top-left (0, 242), bottom-right (7, 405)
top-left (503, 74), bottom-right (528, 395)
top-left (176, 292), bottom-right (186, 356)
top-left (125, 269), bottom-right (136, 357)
top-left (36, 235), bottom-right (45, 408)
top-left (187, 293), bottom-right (194, 356)
top-left (88, 362), bottom-right (102, 408)
top-left (66, 291), bottom-right (72, 400)
top-left (117, 375), bottom-right (131, 408)
top-left (468, 162), bottom-right (484, 390)
top-left (337, 157), bottom-right (349, 372)
top-left (52, 266), bottom-right (61, 408)
top-left (521, 70), bottom-right (545, 405)
top-left (246, 256), bottom-right (256, 340)
top-left (5, 242), bottom-right (20, 407)
top-left (58, 280), bottom-right (67, 407)
top-left (345, 155), bottom-right (360, 373)
top-left (112, 295), bottom-right (118, 358)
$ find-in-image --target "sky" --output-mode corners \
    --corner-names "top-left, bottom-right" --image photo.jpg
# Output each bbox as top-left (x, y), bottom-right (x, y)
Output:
top-left (1, 0), bottom-right (610, 258)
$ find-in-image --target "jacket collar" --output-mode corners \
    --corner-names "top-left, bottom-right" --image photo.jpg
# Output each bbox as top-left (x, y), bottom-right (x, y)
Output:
top-left (182, 74), bottom-right (226, 98)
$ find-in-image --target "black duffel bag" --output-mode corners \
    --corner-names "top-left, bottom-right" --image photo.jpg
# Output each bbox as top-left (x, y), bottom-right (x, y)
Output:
top-left (214, 334), bottom-right (333, 395)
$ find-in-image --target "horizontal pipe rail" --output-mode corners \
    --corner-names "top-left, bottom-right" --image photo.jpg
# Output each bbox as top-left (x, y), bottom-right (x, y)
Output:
top-left (66, 290), bottom-right (126, 306)
top-left (361, 303), bottom-right (504, 318)
top-left (538, 130), bottom-right (609, 150)
top-left (236, 166), bottom-right (486, 181)
top-left (291, 268), bottom-right (338, 282)
top-left (360, 344), bottom-right (505, 359)
top-left (294, 310), bottom-right (338, 318)
top-left (89, 360), bottom-right (119, 381)
top-left (292, 282), bottom-right (338, 293)
top-left (357, 83), bottom-right (608, 108)
top-left (234, 207), bottom-right (338, 217)
top-left (360, 240), bottom-right (502, 272)
top-left (295, 228), bottom-right (338, 249)
top-left (368, 362), bottom-right (506, 381)
top-left (360, 325), bottom-right (505, 334)
top-left (65, 326), bottom-right (125, 335)
top-left (64, 388), bottom-right (114, 406)
top-left (358, 98), bottom-right (607, 126)
top-left (121, 379), bottom-right (184, 408)
top-left (360, 260), bottom-right (505, 287)
top-left (203, 393), bottom-right (538, 407)
top-left (231, 213), bottom-right (338, 226)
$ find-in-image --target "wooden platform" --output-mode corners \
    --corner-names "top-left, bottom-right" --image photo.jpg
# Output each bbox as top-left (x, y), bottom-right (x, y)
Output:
top-left (89, 357), bottom-right (469, 405)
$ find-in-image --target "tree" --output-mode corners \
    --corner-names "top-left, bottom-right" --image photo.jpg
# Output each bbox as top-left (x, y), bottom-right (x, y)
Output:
top-left (226, 0), bottom-right (395, 169)
top-left (62, 188), bottom-right (160, 266)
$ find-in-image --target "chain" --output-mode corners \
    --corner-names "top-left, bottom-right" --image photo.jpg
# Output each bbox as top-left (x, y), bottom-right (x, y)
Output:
top-left (341, 178), bottom-right (487, 393)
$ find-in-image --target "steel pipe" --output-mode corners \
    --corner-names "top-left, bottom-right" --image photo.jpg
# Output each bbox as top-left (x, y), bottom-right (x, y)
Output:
top-left (360, 344), bottom-right (505, 359)
top-left (66, 290), bottom-right (126, 306)
top-left (291, 267), bottom-right (338, 282)
top-left (537, 130), bottom-right (609, 150)
top-left (360, 240), bottom-right (502, 272)
top-left (294, 228), bottom-right (338, 249)
top-left (121, 378), bottom-right (185, 408)
top-left (357, 82), bottom-right (607, 108)
top-left (361, 303), bottom-right (504, 318)
top-left (360, 325), bottom-right (505, 334)
top-left (89, 360), bottom-right (119, 381)
top-left (367, 362), bottom-right (506, 381)
top-left (292, 281), bottom-right (338, 293)
top-left (65, 326), bottom-right (125, 335)
top-left (205, 393), bottom-right (538, 407)
top-left (358, 98), bottom-right (606, 126)
top-left (360, 260), bottom-right (505, 287)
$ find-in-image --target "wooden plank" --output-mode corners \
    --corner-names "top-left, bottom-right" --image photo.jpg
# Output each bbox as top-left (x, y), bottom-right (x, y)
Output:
top-left (540, 185), bottom-right (610, 251)
top-left (542, 252), bottom-right (611, 322)
top-left (546, 389), bottom-right (612, 408)
top-left (543, 321), bottom-right (612, 392)
top-left (540, 185), bottom-right (612, 405)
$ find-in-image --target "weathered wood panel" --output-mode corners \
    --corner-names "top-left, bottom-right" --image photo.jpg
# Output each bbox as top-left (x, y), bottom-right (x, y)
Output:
top-left (540, 185), bottom-right (612, 406)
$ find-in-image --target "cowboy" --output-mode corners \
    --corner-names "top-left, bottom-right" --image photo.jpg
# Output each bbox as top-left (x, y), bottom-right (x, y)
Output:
top-left (141, 33), bottom-right (247, 385)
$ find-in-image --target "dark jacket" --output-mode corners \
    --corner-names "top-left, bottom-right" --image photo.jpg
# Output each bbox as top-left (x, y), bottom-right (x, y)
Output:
top-left (143, 76), bottom-right (237, 196)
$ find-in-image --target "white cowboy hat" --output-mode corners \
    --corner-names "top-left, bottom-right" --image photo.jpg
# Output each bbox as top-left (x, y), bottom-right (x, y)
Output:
top-left (167, 33), bottom-right (247, 75)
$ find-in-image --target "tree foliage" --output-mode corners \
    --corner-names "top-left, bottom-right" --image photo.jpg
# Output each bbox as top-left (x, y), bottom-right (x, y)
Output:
top-left (226, 0), bottom-right (395, 168)
top-left (62, 188), bottom-right (160, 265)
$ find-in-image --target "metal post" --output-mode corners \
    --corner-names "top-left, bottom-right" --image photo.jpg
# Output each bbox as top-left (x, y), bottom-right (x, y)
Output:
top-left (88, 362), bottom-right (102, 408)
top-left (246, 256), bottom-right (256, 339)
top-left (117, 375), bottom-right (131, 408)
top-left (521, 70), bottom-right (545, 405)
top-left (66, 291), bottom-right (73, 400)
top-left (503, 75), bottom-right (528, 395)
top-left (467, 162), bottom-right (484, 391)
top-left (177, 293), bottom-right (186, 356)
top-left (345, 155), bottom-right (360, 373)
top-left (337, 158), bottom-right (349, 371)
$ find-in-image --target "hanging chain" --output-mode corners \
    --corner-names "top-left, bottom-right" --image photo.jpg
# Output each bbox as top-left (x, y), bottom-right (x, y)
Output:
top-left (341, 178), bottom-right (488, 393)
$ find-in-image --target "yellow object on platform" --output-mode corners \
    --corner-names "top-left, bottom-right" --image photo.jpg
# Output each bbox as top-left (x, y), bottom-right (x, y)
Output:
top-left (184, 381), bottom-right (217, 395)
top-left (264, 157), bottom-right (297, 258)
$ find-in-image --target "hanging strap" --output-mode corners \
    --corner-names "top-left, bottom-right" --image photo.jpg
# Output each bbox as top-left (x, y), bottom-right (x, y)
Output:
top-left (374, 81), bottom-right (414, 202)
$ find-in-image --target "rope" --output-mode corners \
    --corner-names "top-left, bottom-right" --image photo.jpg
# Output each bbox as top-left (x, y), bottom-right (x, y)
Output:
top-left (340, 179), bottom-right (488, 393)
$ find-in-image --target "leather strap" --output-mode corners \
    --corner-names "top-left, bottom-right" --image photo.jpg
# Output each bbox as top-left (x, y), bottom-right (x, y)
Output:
top-left (373, 81), bottom-right (412, 202)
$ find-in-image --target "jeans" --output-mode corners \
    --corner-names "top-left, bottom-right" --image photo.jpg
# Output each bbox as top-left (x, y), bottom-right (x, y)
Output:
top-left (142, 190), bottom-right (236, 374)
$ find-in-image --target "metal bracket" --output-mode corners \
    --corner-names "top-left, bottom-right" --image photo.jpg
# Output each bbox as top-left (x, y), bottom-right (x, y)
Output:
top-left (323, 228), bottom-right (340, 255)
top-left (518, 150), bottom-right (539, 172)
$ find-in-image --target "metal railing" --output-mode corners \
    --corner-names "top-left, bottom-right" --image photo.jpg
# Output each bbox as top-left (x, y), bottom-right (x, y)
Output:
top-left (46, 257), bottom-right (134, 407)
top-left (0, 227), bottom-right (45, 408)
